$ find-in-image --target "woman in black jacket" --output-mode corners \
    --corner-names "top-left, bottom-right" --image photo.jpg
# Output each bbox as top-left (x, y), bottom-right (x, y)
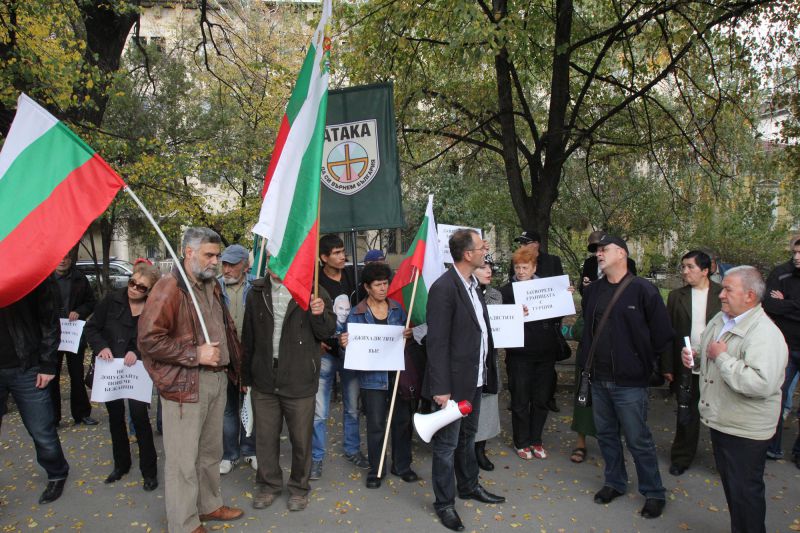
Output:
top-left (501, 247), bottom-right (572, 461)
top-left (85, 264), bottom-right (160, 491)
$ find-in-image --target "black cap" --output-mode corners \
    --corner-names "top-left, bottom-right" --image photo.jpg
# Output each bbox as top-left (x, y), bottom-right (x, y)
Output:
top-left (514, 230), bottom-right (541, 245)
top-left (592, 234), bottom-right (628, 254)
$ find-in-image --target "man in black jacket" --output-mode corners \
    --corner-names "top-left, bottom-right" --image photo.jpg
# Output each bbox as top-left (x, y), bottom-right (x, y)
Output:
top-left (764, 234), bottom-right (800, 464)
top-left (0, 279), bottom-right (70, 504)
top-left (49, 254), bottom-right (97, 425)
top-left (241, 270), bottom-right (335, 512)
top-left (578, 234), bottom-right (672, 519)
top-left (425, 229), bottom-right (505, 531)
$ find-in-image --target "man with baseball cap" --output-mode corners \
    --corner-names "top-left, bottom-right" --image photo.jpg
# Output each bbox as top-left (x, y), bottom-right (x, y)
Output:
top-left (580, 231), bottom-right (637, 296)
top-left (217, 244), bottom-right (257, 475)
top-left (577, 234), bottom-right (672, 519)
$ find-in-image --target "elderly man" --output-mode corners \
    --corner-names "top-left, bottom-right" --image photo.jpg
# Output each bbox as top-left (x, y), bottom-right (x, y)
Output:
top-left (426, 228), bottom-right (504, 531)
top-left (217, 244), bottom-right (257, 475)
top-left (764, 235), bottom-right (800, 463)
top-left (682, 266), bottom-right (787, 533)
top-left (578, 234), bottom-right (672, 519)
top-left (0, 279), bottom-right (70, 504)
top-left (241, 262), bottom-right (335, 512)
top-left (139, 228), bottom-right (243, 533)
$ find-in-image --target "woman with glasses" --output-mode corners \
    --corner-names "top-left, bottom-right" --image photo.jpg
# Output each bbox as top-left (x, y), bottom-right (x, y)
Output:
top-left (85, 264), bottom-right (161, 491)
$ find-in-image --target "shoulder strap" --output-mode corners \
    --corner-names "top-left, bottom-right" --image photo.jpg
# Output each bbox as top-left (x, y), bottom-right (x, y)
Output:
top-left (584, 274), bottom-right (635, 373)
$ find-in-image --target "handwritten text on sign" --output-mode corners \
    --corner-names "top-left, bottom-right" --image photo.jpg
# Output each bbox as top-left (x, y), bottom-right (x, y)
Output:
top-left (344, 323), bottom-right (406, 371)
top-left (437, 224), bottom-right (483, 264)
top-left (512, 275), bottom-right (576, 322)
top-left (58, 319), bottom-right (86, 353)
top-left (487, 304), bottom-right (524, 348)
top-left (90, 358), bottom-right (154, 404)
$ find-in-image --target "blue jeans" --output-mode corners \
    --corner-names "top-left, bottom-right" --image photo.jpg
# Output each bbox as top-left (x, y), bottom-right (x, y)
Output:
top-left (312, 354), bottom-right (361, 462)
top-left (0, 368), bottom-right (69, 480)
top-left (768, 350), bottom-right (800, 456)
top-left (222, 380), bottom-right (255, 460)
top-left (591, 381), bottom-right (665, 499)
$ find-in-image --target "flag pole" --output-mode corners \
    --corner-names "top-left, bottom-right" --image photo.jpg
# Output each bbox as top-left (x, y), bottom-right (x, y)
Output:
top-left (255, 235), bottom-right (266, 277)
top-left (378, 267), bottom-right (420, 478)
top-left (123, 186), bottom-right (211, 344)
top-left (313, 185), bottom-right (322, 300)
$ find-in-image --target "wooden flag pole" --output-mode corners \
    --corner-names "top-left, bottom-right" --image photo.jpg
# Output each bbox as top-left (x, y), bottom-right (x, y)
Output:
top-left (377, 267), bottom-right (420, 478)
top-left (313, 186), bottom-right (322, 301)
top-left (123, 186), bottom-right (210, 344)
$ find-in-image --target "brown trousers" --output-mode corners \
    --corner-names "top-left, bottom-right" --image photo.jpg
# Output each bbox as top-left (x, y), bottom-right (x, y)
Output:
top-left (252, 389), bottom-right (315, 497)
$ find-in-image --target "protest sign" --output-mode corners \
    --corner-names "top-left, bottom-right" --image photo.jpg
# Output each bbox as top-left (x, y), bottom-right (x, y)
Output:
top-left (437, 224), bottom-right (483, 263)
top-left (511, 275), bottom-right (576, 322)
top-left (487, 304), bottom-right (524, 348)
top-left (58, 319), bottom-right (85, 353)
top-left (90, 358), bottom-right (154, 404)
top-left (344, 323), bottom-right (406, 371)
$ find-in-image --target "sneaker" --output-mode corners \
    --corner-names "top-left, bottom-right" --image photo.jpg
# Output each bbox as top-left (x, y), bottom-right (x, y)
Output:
top-left (243, 455), bottom-right (258, 471)
top-left (219, 459), bottom-right (236, 475)
top-left (309, 460), bottom-right (323, 480)
top-left (515, 447), bottom-right (533, 460)
top-left (766, 450), bottom-right (783, 460)
top-left (531, 445), bottom-right (547, 459)
top-left (344, 451), bottom-right (370, 469)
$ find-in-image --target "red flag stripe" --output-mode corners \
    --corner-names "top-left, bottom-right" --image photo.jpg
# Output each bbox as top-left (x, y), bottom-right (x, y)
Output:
top-left (280, 219), bottom-right (319, 310)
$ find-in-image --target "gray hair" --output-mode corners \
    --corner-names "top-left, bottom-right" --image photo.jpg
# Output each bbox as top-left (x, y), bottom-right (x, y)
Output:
top-left (725, 265), bottom-right (765, 301)
top-left (182, 227), bottom-right (222, 254)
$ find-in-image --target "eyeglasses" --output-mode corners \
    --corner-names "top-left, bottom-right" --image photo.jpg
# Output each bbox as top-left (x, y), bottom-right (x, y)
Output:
top-left (128, 279), bottom-right (151, 293)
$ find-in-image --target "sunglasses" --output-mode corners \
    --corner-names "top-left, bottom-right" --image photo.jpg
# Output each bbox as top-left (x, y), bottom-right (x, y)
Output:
top-left (128, 279), bottom-right (151, 293)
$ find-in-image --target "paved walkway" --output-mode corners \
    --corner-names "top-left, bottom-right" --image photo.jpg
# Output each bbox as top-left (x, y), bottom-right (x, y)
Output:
top-left (1, 385), bottom-right (799, 532)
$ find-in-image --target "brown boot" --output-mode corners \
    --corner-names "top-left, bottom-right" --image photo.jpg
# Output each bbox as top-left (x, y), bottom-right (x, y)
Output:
top-left (199, 506), bottom-right (244, 522)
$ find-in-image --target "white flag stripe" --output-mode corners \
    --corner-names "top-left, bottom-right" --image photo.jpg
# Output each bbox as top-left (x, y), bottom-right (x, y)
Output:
top-left (422, 194), bottom-right (446, 290)
top-left (0, 94), bottom-right (58, 181)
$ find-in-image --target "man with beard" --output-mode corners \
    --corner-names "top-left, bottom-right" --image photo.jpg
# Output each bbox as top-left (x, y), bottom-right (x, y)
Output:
top-left (217, 244), bottom-right (257, 475)
top-left (139, 228), bottom-right (244, 533)
top-left (764, 235), bottom-right (800, 464)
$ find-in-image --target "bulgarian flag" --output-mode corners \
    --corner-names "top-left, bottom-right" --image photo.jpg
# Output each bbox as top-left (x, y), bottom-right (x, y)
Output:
top-left (252, 0), bottom-right (332, 310)
top-left (0, 94), bottom-right (125, 307)
top-left (388, 195), bottom-right (446, 325)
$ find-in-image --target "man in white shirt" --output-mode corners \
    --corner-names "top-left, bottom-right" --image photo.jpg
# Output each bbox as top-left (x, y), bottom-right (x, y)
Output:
top-left (660, 250), bottom-right (721, 476)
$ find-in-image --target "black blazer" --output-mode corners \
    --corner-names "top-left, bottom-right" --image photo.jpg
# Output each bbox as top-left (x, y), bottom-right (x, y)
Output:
top-left (423, 268), bottom-right (498, 402)
top-left (85, 288), bottom-right (140, 359)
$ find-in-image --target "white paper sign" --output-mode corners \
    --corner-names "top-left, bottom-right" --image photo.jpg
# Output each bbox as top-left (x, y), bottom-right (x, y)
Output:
top-left (90, 358), bottom-right (154, 404)
top-left (512, 275), bottom-right (576, 322)
top-left (437, 224), bottom-right (483, 263)
top-left (58, 319), bottom-right (86, 353)
top-left (487, 304), bottom-right (524, 348)
top-left (344, 323), bottom-right (406, 371)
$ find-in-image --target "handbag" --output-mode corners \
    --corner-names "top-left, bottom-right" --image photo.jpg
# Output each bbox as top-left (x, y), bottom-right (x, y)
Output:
top-left (555, 323), bottom-right (572, 362)
top-left (576, 274), bottom-right (635, 408)
top-left (84, 357), bottom-right (96, 389)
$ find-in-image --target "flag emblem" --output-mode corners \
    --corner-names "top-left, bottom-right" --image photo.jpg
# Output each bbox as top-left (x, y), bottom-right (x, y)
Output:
top-left (321, 119), bottom-right (379, 195)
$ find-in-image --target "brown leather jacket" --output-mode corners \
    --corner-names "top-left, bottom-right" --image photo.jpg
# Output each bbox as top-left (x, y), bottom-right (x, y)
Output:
top-left (138, 268), bottom-right (241, 403)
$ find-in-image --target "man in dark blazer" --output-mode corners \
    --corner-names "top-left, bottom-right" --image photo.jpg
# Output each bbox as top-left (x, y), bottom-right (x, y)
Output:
top-left (660, 250), bottom-right (721, 476)
top-left (424, 229), bottom-right (504, 531)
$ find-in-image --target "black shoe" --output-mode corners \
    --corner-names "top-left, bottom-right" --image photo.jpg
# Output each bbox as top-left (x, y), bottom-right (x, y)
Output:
top-left (143, 477), bottom-right (158, 492)
top-left (640, 498), bottom-right (665, 518)
top-left (475, 442), bottom-right (495, 471)
top-left (39, 479), bottom-right (65, 504)
top-left (104, 468), bottom-right (129, 484)
top-left (344, 451), bottom-right (370, 469)
top-left (436, 508), bottom-right (464, 531)
top-left (594, 486), bottom-right (624, 504)
top-left (669, 464), bottom-right (687, 476)
top-left (365, 476), bottom-right (381, 489)
top-left (459, 484), bottom-right (505, 504)
top-left (76, 417), bottom-right (99, 426)
top-left (546, 398), bottom-right (560, 412)
top-left (794, 454), bottom-right (800, 470)
top-left (391, 468), bottom-right (419, 482)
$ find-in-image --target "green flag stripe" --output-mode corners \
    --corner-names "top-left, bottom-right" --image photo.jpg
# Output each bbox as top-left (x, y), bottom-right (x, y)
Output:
top-left (0, 123), bottom-right (94, 241)
top-left (285, 44), bottom-right (317, 125)
top-left (269, 91), bottom-right (328, 276)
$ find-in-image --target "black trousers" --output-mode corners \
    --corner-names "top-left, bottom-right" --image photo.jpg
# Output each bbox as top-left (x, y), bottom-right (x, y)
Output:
top-left (710, 428), bottom-right (770, 533)
top-left (106, 398), bottom-right (157, 478)
top-left (506, 357), bottom-right (554, 448)
top-left (361, 388), bottom-right (415, 477)
top-left (50, 346), bottom-right (92, 423)
top-left (670, 373), bottom-right (701, 468)
top-left (431, 388), bottom-right (481, 511)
